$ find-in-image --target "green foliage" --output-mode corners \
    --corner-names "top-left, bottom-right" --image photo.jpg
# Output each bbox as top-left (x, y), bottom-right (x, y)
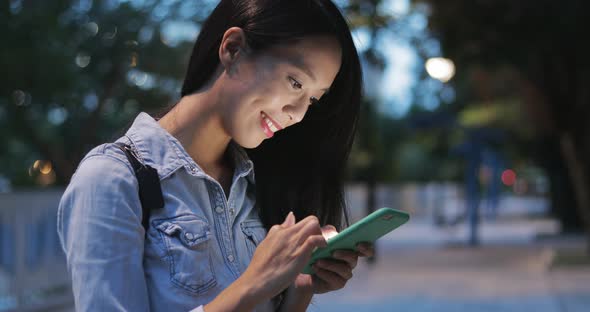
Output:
top-left (0, 1), bottom-right (212, 186)
top-left (0, 0), bottom-right (465, 187)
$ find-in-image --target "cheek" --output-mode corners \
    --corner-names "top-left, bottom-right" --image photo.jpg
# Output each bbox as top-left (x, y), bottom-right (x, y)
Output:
top-left (221, 97), bottom-right (260, 135)
top-left (243, 84), bottom-right (283, 112)
top-left (223, 70), bottom-right (288, 128)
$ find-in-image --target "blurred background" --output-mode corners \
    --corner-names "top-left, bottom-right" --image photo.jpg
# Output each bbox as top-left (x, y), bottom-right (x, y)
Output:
top-left (1, 0), bottom-right (590, 311)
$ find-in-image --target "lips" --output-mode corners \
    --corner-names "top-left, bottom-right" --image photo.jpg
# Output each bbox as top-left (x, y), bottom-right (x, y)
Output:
top-left (260, 111), bottom-right (283, 138)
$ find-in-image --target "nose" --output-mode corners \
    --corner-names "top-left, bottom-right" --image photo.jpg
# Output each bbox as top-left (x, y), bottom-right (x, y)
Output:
top-left (282, 96), bottom-right (309, 124)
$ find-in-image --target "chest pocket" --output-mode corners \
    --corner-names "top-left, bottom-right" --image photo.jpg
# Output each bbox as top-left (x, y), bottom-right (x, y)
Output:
top-left (153, 214), bottom-right (217, 295)
top-left (240, 219), bottom-right (267, 257)
top-left (240, 219), bottom-right (284, 309)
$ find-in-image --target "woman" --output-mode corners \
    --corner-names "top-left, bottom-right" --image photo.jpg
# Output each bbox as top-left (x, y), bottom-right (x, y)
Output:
top-left (58, 0), bottom-right (373, 311)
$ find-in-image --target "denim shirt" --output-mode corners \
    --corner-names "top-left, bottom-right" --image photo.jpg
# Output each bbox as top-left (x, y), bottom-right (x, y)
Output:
top-left (57, 112), bottom-right (274, 311)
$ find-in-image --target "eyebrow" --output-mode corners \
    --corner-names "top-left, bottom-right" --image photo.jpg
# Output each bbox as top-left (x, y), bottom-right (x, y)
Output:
top-left (285, 55), bottom-right (330, 93)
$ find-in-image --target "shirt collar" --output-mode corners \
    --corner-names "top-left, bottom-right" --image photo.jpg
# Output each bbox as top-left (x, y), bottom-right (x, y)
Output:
top-left (122, 112), bottom-right (255, 184)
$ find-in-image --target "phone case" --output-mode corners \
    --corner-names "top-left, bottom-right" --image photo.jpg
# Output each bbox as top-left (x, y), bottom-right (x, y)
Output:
top-left (301, 207), bottom-right (410, 274)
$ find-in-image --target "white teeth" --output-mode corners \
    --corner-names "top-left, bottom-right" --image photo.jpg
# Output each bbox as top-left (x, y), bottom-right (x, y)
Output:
top-left (265, 118), bottom-right (278, 132)
top-left (262, 113), bottom-right (279, 132)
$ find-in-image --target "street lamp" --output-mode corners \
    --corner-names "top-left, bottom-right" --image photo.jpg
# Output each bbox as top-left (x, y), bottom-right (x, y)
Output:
top-left (425, 57), bottom-right (455, 82)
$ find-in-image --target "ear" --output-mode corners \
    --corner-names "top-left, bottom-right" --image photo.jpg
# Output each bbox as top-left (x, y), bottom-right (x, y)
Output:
top-left (219, 27), bottom-right (248, 73)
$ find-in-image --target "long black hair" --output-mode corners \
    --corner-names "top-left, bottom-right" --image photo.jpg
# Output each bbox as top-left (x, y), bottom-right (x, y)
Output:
top-left (171, 0), bottom-right (362, 231)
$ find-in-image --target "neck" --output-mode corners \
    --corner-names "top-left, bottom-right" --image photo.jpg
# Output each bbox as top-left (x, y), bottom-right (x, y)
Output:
top-left (158, 91), bottom-right (231, 172)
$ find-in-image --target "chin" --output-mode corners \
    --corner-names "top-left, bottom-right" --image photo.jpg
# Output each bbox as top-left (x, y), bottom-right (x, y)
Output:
top-left (233, 136), bottom-right (264, 149)
top-left (239, 142), bottom-right (260, 149)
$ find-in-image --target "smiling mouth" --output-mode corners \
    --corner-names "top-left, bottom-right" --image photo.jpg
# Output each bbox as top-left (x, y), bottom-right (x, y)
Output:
top-left (260, 111), bottom-right (282, 138)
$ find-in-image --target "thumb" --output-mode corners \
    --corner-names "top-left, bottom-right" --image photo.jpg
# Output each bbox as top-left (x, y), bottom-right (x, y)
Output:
top-left (321, 224), bottom-right (338, 240)
top-left (282, 211), bottom-right (296, 227)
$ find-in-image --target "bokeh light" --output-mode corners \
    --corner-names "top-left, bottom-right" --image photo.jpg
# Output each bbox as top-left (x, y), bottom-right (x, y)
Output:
top-left (83, 22), bottom-right (99, 36)
top-left (502, 169), bottom-right (517, 186)
top-left (75, 52), bottom-right (91, 68)
top-left (40, 161), bottom-right (52, 175)
top-left (28, 160), bottom-right (56, 186)
top-left (425, 57), bottom-right (455, 82)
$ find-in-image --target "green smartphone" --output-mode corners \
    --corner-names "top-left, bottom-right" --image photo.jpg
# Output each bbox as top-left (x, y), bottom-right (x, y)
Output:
top-left (301, 207), bottom-right (410, 274)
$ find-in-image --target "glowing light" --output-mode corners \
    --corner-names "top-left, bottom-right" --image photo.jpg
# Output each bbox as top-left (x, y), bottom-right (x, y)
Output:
top-left (132, 72), bottom-right (147, 86)
top-left (126, 69), bottom-right (155, 89)
top-left (83, 93), bottom-right (99, 111)
top-left (48, 107), bottom-right (68, 125)
top-left (425, 57), bottom-right (455, 82)
top-left (30, 160), bottom-right (53, 176)
top-left (75, 52), bottom-right (91, 68)
top-left (37, 170), bottom-right (56, 186)
top-left (40, 161), bottom-right (52, 175)
top-left (502, 169), bottom-right (516, 186)
top-left (84, 22), bottom-right (99, 36)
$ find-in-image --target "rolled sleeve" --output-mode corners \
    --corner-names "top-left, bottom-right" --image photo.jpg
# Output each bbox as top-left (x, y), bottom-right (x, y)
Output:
top-left (57, 154), bottom-right (149, 311)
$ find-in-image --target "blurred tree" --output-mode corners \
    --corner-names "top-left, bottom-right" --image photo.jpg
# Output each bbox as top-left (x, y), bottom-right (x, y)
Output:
top-left (423, 0), bottom-right (590, 248)
top-left (0, 0), bottom-right (215, 186)
top-left (0, 0), bottom-right (463, 194)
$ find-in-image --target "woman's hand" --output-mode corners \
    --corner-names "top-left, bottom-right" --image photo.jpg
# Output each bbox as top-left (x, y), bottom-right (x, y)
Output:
top-left (293, 225), bottom-right (375, 294)
top-left (206, 213), bottom-right (326, 312)
top-left (239, 212), bottom-right (328, 301)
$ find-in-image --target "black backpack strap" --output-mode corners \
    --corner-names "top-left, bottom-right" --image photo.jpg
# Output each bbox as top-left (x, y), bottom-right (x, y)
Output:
top-left (115, 142), bottom-right (164, 233)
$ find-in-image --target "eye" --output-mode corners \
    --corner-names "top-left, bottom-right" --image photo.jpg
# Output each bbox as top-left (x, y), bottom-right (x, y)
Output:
top-left (288, 77), bottom-right (302, 90)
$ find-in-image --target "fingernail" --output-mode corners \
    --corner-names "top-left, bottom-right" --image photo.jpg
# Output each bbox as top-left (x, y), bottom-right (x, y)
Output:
top-left (283, 211), bottom-right (295, 226)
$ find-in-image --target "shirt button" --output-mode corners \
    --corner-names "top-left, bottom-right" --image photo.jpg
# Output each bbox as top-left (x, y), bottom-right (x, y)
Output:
top-left (227, 254), bottom-right (235, 262)
top-left (229, 208), bottom-right (235, 216)
top-left (184, 232), bottom-right (194, 240)
top-left (215, 206), bottom-right (224, 214)
top-left (189, 166), bottom-right (197, 173)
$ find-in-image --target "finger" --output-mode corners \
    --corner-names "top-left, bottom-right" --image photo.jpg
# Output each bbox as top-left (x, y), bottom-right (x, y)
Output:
top-left (292, 216), bottom-right (322, 244)
top-left (313, 265), bottom-right (347, 290)
top-left (311, 273), bottom-right (329, 294)
top-left (321, 224), bottom-right (337, 232)
top-left (291, 215), bottom-right (321, 232)
top-left (268, 224), bottom-right (282, 235)
top-left (321, 225), bottom-right (338, 240)
top-left (315, 259), bottom-right (353, 280)
top-left (331, 250), bottom-right (359, 269)
top-left (268, 212), bottom-right (297, 235)
top-left (300, 234), bottom-right (327, 257)
top-left (287, 216), bottom-right (324, 249)
top-left (281, 211), bottom-right (296, 227)
top-left (356, 242), bottom-right (375, 257)
top-left (302, 216), bottom-right (321, 230)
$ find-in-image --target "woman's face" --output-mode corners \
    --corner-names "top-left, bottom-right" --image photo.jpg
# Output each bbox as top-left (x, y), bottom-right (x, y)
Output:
top-left (218, 35), bottom-right (342, 148)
